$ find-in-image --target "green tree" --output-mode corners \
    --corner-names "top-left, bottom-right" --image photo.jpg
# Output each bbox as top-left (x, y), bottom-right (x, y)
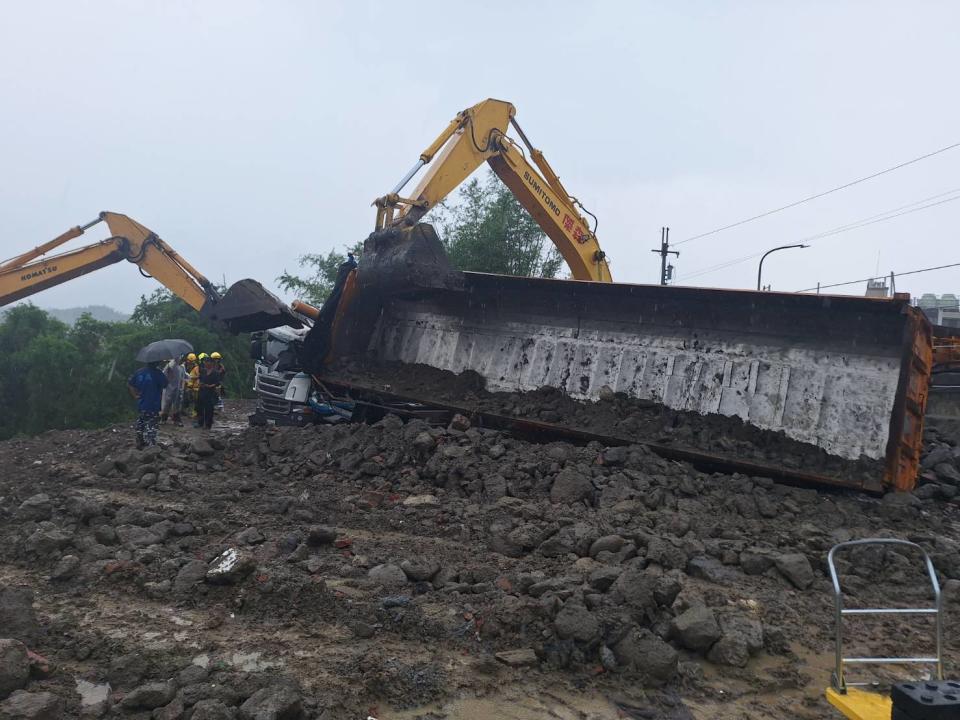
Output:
top-left (277, 242), bottom-right (363, 305)
top-left (429, 170), bottom-right (564, 278)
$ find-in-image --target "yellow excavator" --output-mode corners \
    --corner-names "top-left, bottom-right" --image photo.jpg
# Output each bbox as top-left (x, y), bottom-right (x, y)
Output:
top-left (373, 98), bottom-right (612, 283)
top-left (0, 211), bottom-right (300, 333)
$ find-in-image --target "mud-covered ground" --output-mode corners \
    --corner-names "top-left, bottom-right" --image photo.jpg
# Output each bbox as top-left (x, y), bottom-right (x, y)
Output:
top-left (0, 399), bottom-right (959, 719)
top-left (328, 361), bottom-right (884, 485)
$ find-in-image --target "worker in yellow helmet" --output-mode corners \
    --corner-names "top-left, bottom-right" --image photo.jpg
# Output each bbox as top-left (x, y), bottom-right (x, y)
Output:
top-left (210, 352), bottom-right (227, 410)
top-left (189, 353), bottom-right (206, 425)
top-left (181, 353), bottom-right (199, 420)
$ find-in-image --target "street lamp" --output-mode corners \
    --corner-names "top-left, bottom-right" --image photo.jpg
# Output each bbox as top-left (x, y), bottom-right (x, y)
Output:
top-left (757, 244), bottom-right (808, 291)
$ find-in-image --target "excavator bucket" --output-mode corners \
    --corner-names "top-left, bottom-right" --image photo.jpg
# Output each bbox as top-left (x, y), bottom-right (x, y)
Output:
top-left (325, 223), bottom-right (933, 494)
top-left (204, 279), bottom-right (304, 334)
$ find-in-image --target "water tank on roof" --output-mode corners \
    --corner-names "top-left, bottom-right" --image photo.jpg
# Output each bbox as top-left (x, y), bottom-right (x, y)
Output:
top-left (939, 294), bottom-right (959, 310)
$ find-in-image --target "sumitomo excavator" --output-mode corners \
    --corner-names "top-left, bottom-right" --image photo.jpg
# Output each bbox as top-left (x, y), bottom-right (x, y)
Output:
top-left (0, 211), bottom-right (300, 332)
top-left (297, 98), bottom-right (935, 494)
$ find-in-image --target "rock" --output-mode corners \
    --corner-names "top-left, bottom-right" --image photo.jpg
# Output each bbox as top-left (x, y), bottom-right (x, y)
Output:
top-left (205, 549), bottom-right (256, 585)
top-left (0, 589), bottom-right (38, 644)
top-left (553, 601), bottom-right (599, 643)
top-left (24, 530), bottom-right (71, 557)
top-left (237, 685), bottom-right (303, 720)
top-left (588, 566), bottom-right (622, 592)
top-left (539, 523), bottom-right (595, 558)
top-left (483, 474), bottom-right (508, 499)
top-left (0, 639), bottom-right (29, 699)
top-left (412, 432), bottom-right (435, 453)
top-left (935, 462), bottom-right (960, 485)
top-left (368, 564), bottom-right (407, 588)
top-left (449, 414), bottom-right (471, 431)
top-left (644, 536), bottom-right (688, 570)
top-left (95, 459), bottom-right (115, 477)
top-left (612, 628), bottom-right (678, 685)
top-left (152, 697), bottom-right (185, 720)
top-left (191, 438), bottom-right (215, 456)
top-left (914, 484), bottom-right (941, 500)
top-left (399, 559), bottom-right (440, 582)
top-left (235, 527), bottom-right (265, 545)
top-left (599, 446), bottom-right (628, 466)
top-left (549, 469), bottom-right (592, 505)
top-left (93, 526), bottom-right (117, 546)
top-left (739, 549), bottom-right (775, 575)
top-left (402, 495), bottom-right (439, 508)
top-left (121, 681), bottom-right (175, 710)
top-left (654, 575), bottom-right (682, 607)
top-left (775, 553), bottom-right (815, 589)
top-left (0, 690), bottom-right (62, 719)
top-left (686, 555), bottom-right (736, 585)
top-left (495, 649), bottom-right (538, 667)
top-left (50, 555), bottom-right (80, 581)
top-left (16, 495), bottom-right (52, 522)
top-left (115, 525), bottom-right (162, 548)
top-left (881, 492), bottom-right (922, 509)
top-left (306, 526), bottom-right (337, 546)
top-left (608, 565), bottom-right (658, 613)
top-left (670, 606), bottom-right (721, 652)
top-left (707, 611), bottom-right (764, 668)
top-left (174, 560), bottom-right (209, 592)
top-left (64, 496), bottom-right (103, 522)
top-left (707, 634), bottom-right (750, 667)
top-left (190, 699), bottom-right (235, 720)
top-left (106, 653), bottom-right (148, 689)
top-left (488, 524), bottom-right (524, 558)
top-left (600, 645), bottom-right (618, 671)
top-left (589, 534), bottom-right (625, 558)
top-left (922, 446), bottom-right (955, 469)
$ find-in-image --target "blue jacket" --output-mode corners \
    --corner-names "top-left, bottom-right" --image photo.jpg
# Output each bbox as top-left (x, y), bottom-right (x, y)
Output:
top-left (129, 366), bottom-right (168, 413)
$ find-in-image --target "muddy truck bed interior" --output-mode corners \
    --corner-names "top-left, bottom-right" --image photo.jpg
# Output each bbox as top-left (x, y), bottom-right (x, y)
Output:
top-left (319, 223), bottom-right (932, 493)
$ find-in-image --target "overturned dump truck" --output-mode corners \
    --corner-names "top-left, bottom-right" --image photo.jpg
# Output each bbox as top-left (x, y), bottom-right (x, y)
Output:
top-left (310, 224), bottom-right (932, 494)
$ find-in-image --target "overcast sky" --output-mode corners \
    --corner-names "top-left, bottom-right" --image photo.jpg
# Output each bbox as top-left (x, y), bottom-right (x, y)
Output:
top-left (3, 1), bottom-right (958, 313)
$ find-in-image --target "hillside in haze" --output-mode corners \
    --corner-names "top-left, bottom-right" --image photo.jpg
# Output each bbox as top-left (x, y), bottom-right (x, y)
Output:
top-left (43, 305), bottom-right (129, 324)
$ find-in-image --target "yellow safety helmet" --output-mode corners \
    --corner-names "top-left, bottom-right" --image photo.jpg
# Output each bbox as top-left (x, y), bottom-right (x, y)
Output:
top-left (186, 353), bottom-right (197, 362)
top-left (210, 352), bottom-right (222, 360)
top-left (198, 352), bottom-right (209, 360)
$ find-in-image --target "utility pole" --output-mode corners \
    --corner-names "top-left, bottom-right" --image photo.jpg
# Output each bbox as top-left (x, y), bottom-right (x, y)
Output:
top-left (651, 227), bottom-right (679, 286)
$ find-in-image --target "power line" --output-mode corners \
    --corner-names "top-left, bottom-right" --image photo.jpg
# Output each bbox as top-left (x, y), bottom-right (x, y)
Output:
top-left (676, 140), bottom-right (960, 246)
top-left (676, 187), bottom-right (960, 282)
top-left (796, 261), bottom-right (960, 293)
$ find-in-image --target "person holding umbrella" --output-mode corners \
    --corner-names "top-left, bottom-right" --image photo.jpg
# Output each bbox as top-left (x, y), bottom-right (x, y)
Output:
top-left (128, 361), bottom-right (167, 449)
top-left (129, 340), bottom-right (192, 448)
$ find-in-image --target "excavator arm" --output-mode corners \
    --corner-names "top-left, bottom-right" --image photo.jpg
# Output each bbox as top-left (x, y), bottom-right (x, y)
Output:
top-left (374, 98), bottom-right (612, 282)
top-left (0, 212), bottom-right (302, 333)
top-left (0, 211), bottom-right (218, 310)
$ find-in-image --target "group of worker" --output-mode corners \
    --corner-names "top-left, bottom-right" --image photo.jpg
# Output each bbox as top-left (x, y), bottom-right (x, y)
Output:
top-left (127, 351), bottom-right (227, 449)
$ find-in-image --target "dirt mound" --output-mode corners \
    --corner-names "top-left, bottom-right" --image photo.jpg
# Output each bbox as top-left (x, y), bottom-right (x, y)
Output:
top-left (329, 360), bottom-right (885, 483)
top-left (0, 401), bottom-right (957, 718)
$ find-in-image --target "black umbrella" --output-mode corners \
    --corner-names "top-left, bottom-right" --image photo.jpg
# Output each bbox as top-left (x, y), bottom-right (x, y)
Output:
top-left (135, 339), bottom-right (194, 363)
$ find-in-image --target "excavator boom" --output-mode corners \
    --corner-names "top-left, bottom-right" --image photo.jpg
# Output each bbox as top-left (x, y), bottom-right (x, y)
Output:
top-left (374, 99), bottom-right (611, 282)
top-left (0, 212), bottom-right (302, 334)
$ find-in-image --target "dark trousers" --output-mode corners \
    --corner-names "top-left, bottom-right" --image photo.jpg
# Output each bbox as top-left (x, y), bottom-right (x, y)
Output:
top-left (198, 390), bottom-right (217, 429)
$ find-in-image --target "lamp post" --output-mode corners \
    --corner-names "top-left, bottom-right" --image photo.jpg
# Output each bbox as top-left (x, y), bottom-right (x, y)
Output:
top-left (757, 244), bottom-right (808, 291)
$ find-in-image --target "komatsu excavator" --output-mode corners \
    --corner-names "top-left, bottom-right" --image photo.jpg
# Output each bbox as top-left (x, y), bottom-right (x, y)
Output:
top-left (0, 211), bottom-right (300, 333)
